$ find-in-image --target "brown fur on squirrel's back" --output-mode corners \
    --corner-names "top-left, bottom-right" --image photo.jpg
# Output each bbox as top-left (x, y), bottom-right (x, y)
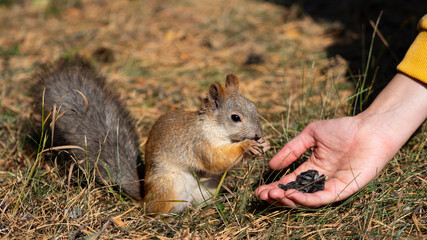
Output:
top-left (33, 56), bottom-right (144, 200)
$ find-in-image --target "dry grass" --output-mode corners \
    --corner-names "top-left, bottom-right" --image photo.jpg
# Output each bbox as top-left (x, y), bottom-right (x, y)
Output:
top-left (0, 0), bottom-right (426, 239)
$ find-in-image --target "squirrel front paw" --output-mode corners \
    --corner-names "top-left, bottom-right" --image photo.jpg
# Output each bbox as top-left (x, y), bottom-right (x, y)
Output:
top-left (257, 137), bottom-right (271, 153)
top-left (242, 137), bottom-right (270, 156)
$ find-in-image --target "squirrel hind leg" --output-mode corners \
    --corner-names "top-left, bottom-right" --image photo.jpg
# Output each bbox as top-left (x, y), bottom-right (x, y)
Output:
top-left (143, 175), bottom-right (185, 214)
top-left (143, 171), bottom-right (217, 214)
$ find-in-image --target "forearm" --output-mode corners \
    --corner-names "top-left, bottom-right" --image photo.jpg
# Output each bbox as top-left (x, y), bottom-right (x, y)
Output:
top-left (357, 73), bottom-right (427, 149)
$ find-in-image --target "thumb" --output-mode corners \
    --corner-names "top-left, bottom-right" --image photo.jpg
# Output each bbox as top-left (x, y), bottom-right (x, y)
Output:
top-left (269, 123), bottom-right (316, 170)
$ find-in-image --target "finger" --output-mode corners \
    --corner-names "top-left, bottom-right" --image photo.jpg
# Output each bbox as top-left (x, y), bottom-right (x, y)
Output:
top-left (268, 189), bottom-right (299, 207)
top-left (256, 166), bottom-right (333, 208)
top-left (256, 184), bottom-right (299, 207)
top-left (284, 185), bottom-right (337, 207)
top-left (278, 177), bottom-right (354, 207)
top-left (255, 177), bottom-right (296, 199)
top-left (256, 174), bottom-right (359, 208)
top-left (257, 185), bottom-right (322, 208)
top-left (254, 184), bottom-right (272, 197)
top-left (255, 167), bottom-right (302, 198)
top-left (269, 123), bottom-right (317, 170)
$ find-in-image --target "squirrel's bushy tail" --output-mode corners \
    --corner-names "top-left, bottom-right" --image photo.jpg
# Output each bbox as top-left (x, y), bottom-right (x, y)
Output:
top-left (33, 56), bottom-right (144, 200)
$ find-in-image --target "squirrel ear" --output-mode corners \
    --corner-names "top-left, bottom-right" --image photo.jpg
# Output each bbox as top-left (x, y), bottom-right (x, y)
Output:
top-left (208, 82), bottom-right (225, 111)
top-left (225, 73), bottom-right (239, 91)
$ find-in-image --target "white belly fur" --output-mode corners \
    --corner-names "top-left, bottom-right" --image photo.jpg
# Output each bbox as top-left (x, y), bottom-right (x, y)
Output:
top-left (170, 171), bottom-right (219, 213)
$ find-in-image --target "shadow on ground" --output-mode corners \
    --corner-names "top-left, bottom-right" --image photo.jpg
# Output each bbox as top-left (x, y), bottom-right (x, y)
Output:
top-left (266, 0), bottom-right (426, 106)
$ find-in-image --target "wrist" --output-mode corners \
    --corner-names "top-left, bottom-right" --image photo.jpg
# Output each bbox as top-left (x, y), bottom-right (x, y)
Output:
top-left (357, 73), bottom-right (427, 148)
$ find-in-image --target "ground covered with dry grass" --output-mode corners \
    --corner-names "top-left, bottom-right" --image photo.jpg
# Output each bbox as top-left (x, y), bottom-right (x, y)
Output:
top-left (0, 0), bottom-right (425, 239)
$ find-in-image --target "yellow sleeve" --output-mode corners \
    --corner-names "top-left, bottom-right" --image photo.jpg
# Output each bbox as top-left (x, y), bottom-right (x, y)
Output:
top-left (396, 15), bottom-right (427, 84)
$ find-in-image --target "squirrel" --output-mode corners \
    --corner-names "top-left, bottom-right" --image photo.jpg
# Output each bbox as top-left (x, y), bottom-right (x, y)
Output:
top-left (33, 56), bottom-right (270, 214)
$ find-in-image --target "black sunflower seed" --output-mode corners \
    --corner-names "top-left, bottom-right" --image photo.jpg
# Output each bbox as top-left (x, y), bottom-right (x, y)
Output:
top-left (278, 170), bottom-right (326, 193)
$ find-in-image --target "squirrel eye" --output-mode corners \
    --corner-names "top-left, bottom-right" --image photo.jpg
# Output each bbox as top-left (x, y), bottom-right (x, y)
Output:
top-left (231, 114), bottom-right (241, 122)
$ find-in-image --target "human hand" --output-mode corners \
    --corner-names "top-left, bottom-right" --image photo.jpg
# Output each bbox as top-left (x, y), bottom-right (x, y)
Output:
top-left (255, 116), bottom-right (397, 207)
top-left (255, 74), bottom-right (427, 207)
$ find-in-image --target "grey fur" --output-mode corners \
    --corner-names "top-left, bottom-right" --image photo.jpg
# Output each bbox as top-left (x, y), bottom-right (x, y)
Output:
top-left (33, 57), bottom-right (144, 200)
top-left (211, 91), bottom-right (262, 142)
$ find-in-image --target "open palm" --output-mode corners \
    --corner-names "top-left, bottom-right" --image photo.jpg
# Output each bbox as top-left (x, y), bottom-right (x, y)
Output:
top-left (255, 116), bottom-right (400, 207)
